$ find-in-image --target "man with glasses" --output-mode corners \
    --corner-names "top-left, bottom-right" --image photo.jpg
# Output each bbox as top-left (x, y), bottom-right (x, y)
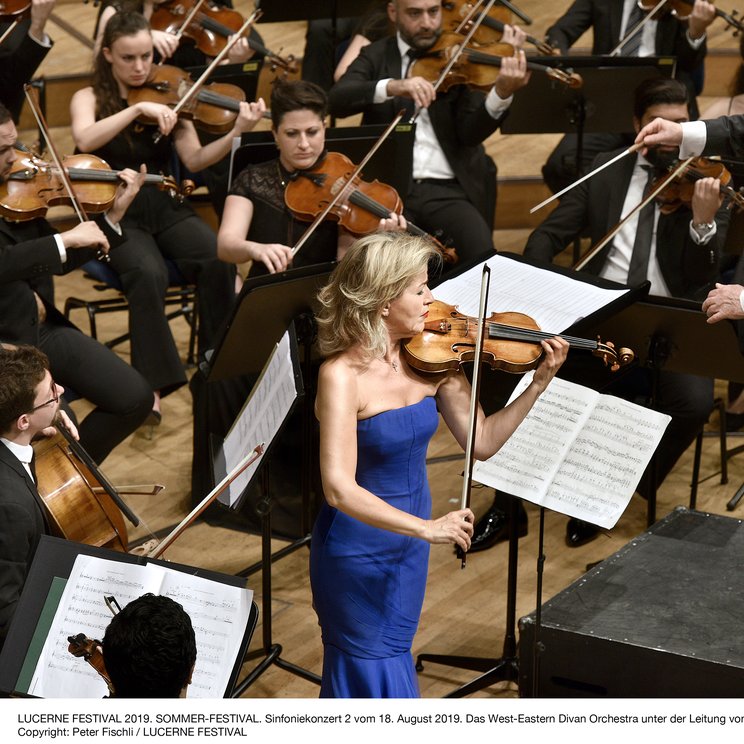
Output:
top-left (0, 344), bottom-right (70, 649)
top-left (0, 101), bottom-right (153, 463)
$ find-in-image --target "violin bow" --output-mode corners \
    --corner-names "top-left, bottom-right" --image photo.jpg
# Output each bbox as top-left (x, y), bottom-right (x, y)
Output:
top-left (23, 84), bottom-right (112, 263)
top-left (573, 156), bottom-right (694, 271)
top-left (530, 142), bottom-right (645, 214)
top-left (409, 0), bottom-right (499, 124)
top-left (158, 0), bottom-right (206, 64)
top-left (457, 264), bottom-right (491, 568)
top-left (152, 6), bottom-right (262, 142)
top-left (147, 443), bottom-right (264, 558)
top-left (291, 112), bottom-right (406, 257)
top-left (608, 0), bottom-right (670, 57)
top-left (0, 19), bottom-right (20, 46)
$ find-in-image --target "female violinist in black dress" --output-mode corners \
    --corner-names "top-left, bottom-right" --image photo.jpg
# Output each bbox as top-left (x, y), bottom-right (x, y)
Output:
top-left (70, 10), bottom-right (265, 419)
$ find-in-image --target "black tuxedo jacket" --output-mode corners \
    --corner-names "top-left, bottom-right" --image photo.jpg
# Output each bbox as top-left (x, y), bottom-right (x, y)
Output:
top-left (523, 150), bottom-right (729, 300)
top-left (0, 23), bottom-right (51, 121)
top-left (0, 442), bottom-right (49, 649)
top-left (545, 0), bottom-right (705, 71)
top-left (0, 216), bottom-right (123, 345)
top-left (328, 35), bottom-right (504, 227)
top-left (703, 115), bottom-right (744, 161)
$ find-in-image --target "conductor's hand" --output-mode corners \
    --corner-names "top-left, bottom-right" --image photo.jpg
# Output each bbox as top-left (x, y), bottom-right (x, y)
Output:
top-left (702, 283), bottom-right (744, 323)
top-left (634, 117), bottom-right (683, 155)
top-left (531, 336), bottom-right (569, 393)
top-left (423, 508), bottom-right (474, 551)
top-left (387, 76), bottom-right (436, 109)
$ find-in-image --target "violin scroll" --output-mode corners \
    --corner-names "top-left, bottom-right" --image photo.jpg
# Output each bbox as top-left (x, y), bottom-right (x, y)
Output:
top-left (594, 339), bottom-right (635, 372)
top-left (68, 633), bottom-right (114, 694)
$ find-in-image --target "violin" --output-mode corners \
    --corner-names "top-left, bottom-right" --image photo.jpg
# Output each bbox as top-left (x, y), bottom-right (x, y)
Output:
top-left (68, 634), bottom-right (114, 695)
top-left (127, 63), bottom-right (263, 134)
top-left (284, 151), bottom-right (458, 264)
top-left (650, 156), bottom-right (744, 214)
top-left (411, 34), bottom-right (583, 91)
top-left (441, 0), bottom-right (555, 55)
top-left (637, 0), bottom-right (744, 35)
top-left (33, 424), bottom-right (141, 552)
top-left (151, 0), bottom-right (297, 75)
top-left (403, 300), bottom-right (634, 374)
top-left (0, 149), bottom-right (190, 222)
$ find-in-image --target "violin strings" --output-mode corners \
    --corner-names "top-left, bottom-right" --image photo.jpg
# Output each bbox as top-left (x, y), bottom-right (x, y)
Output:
top-left (437, 320), bottom-right (598, 349)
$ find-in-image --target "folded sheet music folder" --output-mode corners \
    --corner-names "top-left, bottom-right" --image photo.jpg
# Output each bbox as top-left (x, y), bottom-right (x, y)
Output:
top-left (0, 537), bottom-right (257, 698)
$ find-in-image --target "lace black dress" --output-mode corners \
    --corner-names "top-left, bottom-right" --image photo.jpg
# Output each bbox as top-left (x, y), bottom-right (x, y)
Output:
top-left (228, 158), bottom-right (339, 276)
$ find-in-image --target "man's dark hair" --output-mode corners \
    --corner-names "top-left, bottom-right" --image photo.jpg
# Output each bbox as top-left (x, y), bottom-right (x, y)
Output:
top-left (103, 593), bottom-right (197, 698)
top-left (0, 102), bottom-right (11, 126)
top-left (270, 79), bottom-right (328, 130)
top-left (633, 77), bottom-right (689, 121)
top-left (0, 345), bottom-right (49, 434)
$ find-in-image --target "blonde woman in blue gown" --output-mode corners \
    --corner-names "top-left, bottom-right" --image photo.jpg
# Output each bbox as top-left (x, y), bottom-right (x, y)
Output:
top-left (311, 233), bottom-right (569, 697)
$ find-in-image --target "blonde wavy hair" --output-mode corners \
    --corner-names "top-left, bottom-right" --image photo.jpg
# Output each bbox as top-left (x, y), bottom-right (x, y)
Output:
top-left (315, 232), bottom-right (441, 359)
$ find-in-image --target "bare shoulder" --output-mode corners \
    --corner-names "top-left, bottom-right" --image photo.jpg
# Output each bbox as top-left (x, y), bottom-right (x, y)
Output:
top-left (70, 87), bottom-right (95, 108)
top-left (317, 354), bottom-right (363, 415)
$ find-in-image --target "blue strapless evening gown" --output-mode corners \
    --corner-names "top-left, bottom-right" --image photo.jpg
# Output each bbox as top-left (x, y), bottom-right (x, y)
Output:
top-left (310, 397), bottom-right (439, 698)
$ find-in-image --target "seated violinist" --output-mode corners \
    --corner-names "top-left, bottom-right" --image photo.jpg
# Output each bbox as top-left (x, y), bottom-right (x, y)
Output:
top-left (515, 76), bottom-right (727, 548)
top-left (102, 593), bottom-right (196, 698)
top-left (70, 10), bottom-right (265, 424)
top-left (328, 0), bottom-right (531, 271)
top-left (0, 344), bottom-right (77, 650)
top-left (0, 101), bottom-right (153, 464)
top-left (217, 79), bottom-right (405, 277)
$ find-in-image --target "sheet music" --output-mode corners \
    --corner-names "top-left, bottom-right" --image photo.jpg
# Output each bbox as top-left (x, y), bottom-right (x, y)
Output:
top-left (220, 329), bottom-right (298, 507)
top-left (28, 555), bottom-right (252, 698)
top-left (435, 254), bottom-right (629, 332)
top-left (473, 375), bottom-right (670, 529)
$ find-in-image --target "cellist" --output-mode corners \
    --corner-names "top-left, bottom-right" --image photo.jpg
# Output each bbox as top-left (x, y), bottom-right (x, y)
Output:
top-left (0, 344), bottom-right (76, 650)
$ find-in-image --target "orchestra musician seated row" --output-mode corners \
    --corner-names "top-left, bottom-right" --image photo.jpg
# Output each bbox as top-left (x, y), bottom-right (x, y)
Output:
top-left (69, 10), bottom-right (265, 424)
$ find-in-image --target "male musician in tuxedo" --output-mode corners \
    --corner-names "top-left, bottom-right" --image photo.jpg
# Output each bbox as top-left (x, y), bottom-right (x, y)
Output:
top-left (542, 0), bottom-right (717, 193)
top-left (102, 593), bottom-right (196, 698)
top-left (328, 0), bottom-right (531, 270)
top-left (0, 344), bottom-right (67, 650)
top-left (0, 102), bottom-right (153, 464)
top-left (637, 110), bottom-right (744, 333)
top-left (0, 0), bottom-right (57, 121)
top-left (516, 76), bottom-right (727, 547)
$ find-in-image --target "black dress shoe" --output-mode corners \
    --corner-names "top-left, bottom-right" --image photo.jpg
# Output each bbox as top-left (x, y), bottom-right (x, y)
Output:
top-left (470, 502), bottom-right (528, 553)
top-left (565, 518), bottom-right (600, 548)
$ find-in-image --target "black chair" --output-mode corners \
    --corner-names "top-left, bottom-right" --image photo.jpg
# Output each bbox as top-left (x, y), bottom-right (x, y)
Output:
top-left (64, 259), bottom-right (198, 366)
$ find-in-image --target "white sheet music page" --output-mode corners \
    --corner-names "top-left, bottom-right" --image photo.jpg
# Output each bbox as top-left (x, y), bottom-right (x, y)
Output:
top-left (28, 555), bottom-right (252, 698)
top-left (220, 328), bottom-right (298, 506)
top-left (434, 254), bottom-right (629, 332)
top-left (472, 374), bottom-right (670, 529)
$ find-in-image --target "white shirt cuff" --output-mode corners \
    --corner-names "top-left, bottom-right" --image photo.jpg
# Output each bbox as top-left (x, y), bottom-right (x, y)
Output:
top-left (688, 221), bottom-right (717, 244)
top-left (485, 88), bottom-right (512, 119)
top-left (374, 78), bottom-right (393, 103)
top-left (28, 31), bottom-right (52, 48)
top-left (104, 214), bottom-right (123, 235)
top-left (680, 120), bottom-right (706, 159)
top-left (53, 234), bottom-right (67, 263)
top-left (685, 30), bottom-right (706, 49)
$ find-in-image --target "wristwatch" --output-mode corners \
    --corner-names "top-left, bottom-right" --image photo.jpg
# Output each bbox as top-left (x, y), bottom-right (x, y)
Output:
top-left (692, 221), bottom-right (715, 238)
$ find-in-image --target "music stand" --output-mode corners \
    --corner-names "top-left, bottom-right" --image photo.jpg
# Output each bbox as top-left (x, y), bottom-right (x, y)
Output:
top-left (228, 123), bottom-right (415, 196)
top-left (594, 294), bottom-right (744, 524)
top-left (417, 253), bottom-right (646, 697)
top-left (0, 536), bottom-right (257, 698)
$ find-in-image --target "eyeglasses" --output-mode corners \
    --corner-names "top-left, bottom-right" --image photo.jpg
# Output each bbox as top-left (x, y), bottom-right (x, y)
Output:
top-left (30, 380), bottom-right (60, 412)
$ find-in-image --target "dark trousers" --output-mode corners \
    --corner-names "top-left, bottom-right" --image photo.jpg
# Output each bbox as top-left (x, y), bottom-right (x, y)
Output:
top-left (109, 216), bottom-right (236, 394)
top-left (404, 180), bottom-right (495, 272)
top-left (39, 322), bottom-right (152, 464)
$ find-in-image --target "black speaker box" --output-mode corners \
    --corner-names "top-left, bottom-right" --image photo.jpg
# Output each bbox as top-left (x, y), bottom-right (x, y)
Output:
top-left (518, 507), bottom-right (744, 697)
